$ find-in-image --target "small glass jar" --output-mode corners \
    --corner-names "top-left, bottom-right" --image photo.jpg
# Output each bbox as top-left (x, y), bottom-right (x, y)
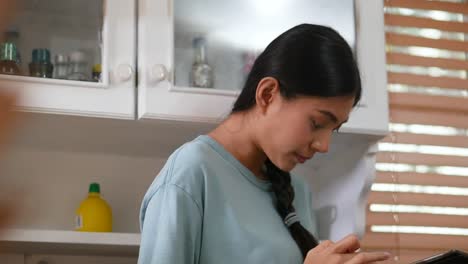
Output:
top-left (54, 54), bottom-right (70, 79)
top-left (0, 42), bottom-right (21, 76)
top-left (29, 49), bottom-right (53, 78)
top-left (67, 51), bottom-right (89, 81)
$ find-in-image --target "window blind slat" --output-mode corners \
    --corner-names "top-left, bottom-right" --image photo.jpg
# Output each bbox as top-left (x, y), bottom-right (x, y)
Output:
top-left (385, 0), bottom-right (468, 15)
top-left (367, 212), bottom-right (468, 228)
top-left (361, 233), bottom-right (468, 250)
top-left (375, 171), bottom-right (468, 188)
top-left (388, 72), bottom-right (468, 90)
top-left (387, 53), bottom-right (468, 71)
top-left (389, 92), bottom-right (468, 113)
top-left (390, 108), bottom-right (468, 128)
top-left (368, 192), bottom-right (468, 208)
top-left (385, 14), bottom-right (468, 33)
top-left (386, 32), bottom-right (468, 52)
top-left (377, 152), bottom-right (468, 167)
top-left (382, 133), bottom-right (468, 148)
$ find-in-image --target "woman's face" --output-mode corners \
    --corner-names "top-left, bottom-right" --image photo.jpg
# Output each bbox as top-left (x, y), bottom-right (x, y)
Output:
top-left (256, 80), bottom-right (355, 172)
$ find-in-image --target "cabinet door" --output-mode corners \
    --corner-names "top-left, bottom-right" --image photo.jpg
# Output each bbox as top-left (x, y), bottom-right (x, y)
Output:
top-left (0, 254), bottom-right (24, 264)
top-left (343, 0), bottom-right (389, 136)
top-left (139, 0), bottom-right (388, 135)
top-left (0, 0), bottom-right (136, 119)
top-left (138, 0), bottom-right (238, 122)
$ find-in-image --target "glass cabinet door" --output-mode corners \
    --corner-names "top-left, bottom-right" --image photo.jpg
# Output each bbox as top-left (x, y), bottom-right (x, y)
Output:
top-left (1, 0), bottom-right (104, 83)
top-left (139, 0), bottom-right (361, 122)
top-left (173, 0), bottom-right (356, 92)
top-left (0, 0), bottom-right (136, 119)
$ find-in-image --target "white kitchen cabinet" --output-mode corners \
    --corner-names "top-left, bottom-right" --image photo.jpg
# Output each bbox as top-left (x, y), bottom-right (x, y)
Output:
top-left (138, 0), bottom-right (388, 136)
top-left (0, 0), bottom-right (387, 133)
top-left (0, 0), bottom-right (136, 119)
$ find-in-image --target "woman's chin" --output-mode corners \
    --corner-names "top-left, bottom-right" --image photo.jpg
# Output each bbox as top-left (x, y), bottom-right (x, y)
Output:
top-left (276, 160), bottom-right (296, 172)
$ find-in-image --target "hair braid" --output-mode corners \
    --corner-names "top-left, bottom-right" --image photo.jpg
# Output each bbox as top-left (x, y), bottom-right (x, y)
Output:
top-left (265, 159), bottom-right (319, 259)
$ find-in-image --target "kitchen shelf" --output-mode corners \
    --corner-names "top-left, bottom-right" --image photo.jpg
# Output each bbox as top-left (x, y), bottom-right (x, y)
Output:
top-left (0, 229), bottom-right (140, 256)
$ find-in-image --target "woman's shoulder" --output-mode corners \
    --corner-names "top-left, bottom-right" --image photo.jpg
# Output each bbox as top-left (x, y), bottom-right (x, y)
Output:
top-left (168, 135), bottom-right (217, 172)
top-left (141, 137), bottom-right (216, 212)
top-left (148, 136), bottom-right (216, 192)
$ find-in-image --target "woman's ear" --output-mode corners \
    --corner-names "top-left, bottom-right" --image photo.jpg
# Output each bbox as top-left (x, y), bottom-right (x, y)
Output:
top-left (255, 77), bottom-right (281, 114)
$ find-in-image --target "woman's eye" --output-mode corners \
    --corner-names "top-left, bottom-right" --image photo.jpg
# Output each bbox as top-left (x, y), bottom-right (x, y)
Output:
top-left (311, 120), bottom-right (323, 130)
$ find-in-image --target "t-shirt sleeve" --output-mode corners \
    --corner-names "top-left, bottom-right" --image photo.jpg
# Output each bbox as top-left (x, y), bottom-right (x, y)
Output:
top-left (138, 183), bottom-right (203, 264)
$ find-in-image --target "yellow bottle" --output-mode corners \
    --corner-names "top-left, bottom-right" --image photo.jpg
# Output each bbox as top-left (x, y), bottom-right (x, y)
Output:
top-left (75, 183), bottom-right (112, 232)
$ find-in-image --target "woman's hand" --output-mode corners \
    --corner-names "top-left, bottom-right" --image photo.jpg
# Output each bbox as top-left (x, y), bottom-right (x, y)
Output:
top-left (304, 234), bottom-right (390, 264)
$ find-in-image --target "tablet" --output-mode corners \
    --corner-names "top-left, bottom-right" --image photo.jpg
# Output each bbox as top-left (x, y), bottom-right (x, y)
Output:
top-left (411, 249), bottom-right (468, 264)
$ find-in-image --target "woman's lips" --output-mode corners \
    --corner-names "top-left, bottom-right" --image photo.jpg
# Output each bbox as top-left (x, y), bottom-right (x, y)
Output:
top-left (296, 154), bottom-right (311, 164)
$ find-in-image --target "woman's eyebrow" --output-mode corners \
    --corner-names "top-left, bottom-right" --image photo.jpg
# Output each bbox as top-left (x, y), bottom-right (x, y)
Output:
top-left (318, 110), bottom-right (338, 123)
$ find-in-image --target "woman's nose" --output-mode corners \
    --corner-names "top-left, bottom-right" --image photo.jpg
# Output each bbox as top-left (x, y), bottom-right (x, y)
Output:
top-left (311, 133), bottom-right (331, 153)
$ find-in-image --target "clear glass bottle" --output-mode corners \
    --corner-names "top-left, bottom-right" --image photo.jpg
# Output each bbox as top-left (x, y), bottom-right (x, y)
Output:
top-left (67, 51), bottom-right (89, 81)
top-left (54, 54), bottom-right (70, 79)
top-left (0, 42), bottom-right (21, 76)
top-left (190, 37), bottom-right (214, 88)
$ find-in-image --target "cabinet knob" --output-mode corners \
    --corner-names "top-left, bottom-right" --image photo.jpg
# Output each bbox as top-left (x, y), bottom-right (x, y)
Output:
top-left (113, 64), bottom-right (134, 83)
top-left (148, 64), bottom-right (169, 84)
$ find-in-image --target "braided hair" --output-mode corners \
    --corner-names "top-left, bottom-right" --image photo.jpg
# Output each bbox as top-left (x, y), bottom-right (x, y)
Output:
top-left (265, 159), bottom-right (319, 257)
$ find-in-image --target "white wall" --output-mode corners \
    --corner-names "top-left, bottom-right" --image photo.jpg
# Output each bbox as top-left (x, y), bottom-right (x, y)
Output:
top-left (0, 147), bottom-right (165, 233)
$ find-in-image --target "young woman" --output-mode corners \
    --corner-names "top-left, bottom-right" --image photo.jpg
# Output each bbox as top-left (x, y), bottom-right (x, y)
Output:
top-left (138, 24), bottom-right (390, 264)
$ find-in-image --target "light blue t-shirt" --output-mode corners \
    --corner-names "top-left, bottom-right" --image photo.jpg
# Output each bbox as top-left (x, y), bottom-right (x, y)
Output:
top-left (138, 135), bottom-right (318, 264)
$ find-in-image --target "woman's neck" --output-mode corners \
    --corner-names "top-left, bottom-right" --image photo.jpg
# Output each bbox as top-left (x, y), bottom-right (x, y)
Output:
top-left (208, 113), bottom-right (268, 180)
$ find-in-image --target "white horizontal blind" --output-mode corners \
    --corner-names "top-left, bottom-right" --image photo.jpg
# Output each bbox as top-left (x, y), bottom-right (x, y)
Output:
top-left (361, 0), bottom-right (468, 263)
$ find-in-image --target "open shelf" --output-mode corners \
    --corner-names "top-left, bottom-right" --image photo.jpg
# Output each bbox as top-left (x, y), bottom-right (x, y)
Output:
top-left (0, 229), bottom-right (140, 256)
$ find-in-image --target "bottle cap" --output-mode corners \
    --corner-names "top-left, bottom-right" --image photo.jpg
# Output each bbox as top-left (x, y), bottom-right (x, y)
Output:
top-left (192, 36), bottom-right (206, 48)
top-left (32, 49), bottom-right (51, 63)
top-left (89, 183), bottom-right (100, 193)
top-left (55, 54), bottom-right (69, 63)
top-left (69, 51), bottom-right (86, 63)
top-left (92, 64), bottom-right (102, 72)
